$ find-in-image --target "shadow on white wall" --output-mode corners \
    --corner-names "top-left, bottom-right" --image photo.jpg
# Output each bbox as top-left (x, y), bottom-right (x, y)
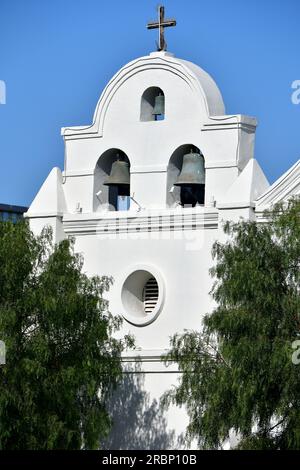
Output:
top-left (101, 363), bottom-right (183, 450)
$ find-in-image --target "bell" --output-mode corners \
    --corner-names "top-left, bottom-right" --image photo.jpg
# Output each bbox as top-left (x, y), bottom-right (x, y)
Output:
top-left (174, 150), bottom-right (205, 186)
top-left (152, 93), bottom-right (165, 116)
top-left (104, 160), bottom-right (130, 187)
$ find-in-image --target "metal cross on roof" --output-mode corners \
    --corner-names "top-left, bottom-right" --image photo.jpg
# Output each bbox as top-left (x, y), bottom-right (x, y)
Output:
top-left (147, 5), bottom-right (176, 52)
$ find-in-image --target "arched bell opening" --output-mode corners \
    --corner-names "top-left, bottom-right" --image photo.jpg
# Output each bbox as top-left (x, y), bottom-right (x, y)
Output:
top-left (93, 148), bottom-right (131, 212)
top-left (166, 144), bottom-right (205, 208)
top-left (140, 87), bottom-right (165, 122)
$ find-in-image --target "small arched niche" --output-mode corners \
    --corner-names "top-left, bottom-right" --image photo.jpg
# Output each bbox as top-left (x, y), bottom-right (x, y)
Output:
top-left (166, 144), bottom-right (205, 208)
top-left (140, 87), bottom-right (165, 122)
top-left (93, 148), bottom-right (131, 212)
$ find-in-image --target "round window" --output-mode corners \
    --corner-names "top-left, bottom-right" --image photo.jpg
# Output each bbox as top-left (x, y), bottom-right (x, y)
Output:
top-left (121, 266), bottom-right (165, 326)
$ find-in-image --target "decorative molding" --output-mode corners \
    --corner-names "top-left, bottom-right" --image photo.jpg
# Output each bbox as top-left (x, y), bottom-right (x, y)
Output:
top-left (121, 349), bottom-right (182, 373)
top-left (60, 132), bottom-right (102, 141)
top-left (205, 160), bottom-right (238, 169)
top-left (131, 164), bottom-right (167, 174)
top-left (122, 349), bottom-right (169, 361)
top-left (62, 169), bottom-right (94, 178)
top-left (24, 212), bottom-right (63, 219)
top-left (202, 114), bottom-right (257, 133)
top-left (62, 208), bottom-right (219, 236)
top-left (217, 201), bottom-right (255, 210)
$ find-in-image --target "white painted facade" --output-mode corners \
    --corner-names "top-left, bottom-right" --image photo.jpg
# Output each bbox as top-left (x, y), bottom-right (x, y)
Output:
top-left (26, 51), bottom-right (300, 449)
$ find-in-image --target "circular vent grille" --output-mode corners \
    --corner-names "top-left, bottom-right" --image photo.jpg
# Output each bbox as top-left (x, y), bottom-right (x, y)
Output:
top-left (143, 277), bottom-right (159, 314)
top-left (121, 266), bottom-right (165, 326)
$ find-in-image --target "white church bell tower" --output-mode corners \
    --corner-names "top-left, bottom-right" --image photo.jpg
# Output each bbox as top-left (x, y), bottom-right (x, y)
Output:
top-left (27, 5), bottom-right (300, 448)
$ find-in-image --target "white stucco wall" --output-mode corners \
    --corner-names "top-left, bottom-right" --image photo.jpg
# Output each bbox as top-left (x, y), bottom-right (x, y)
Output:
top-left (24, 50), bottom-right (300, 449)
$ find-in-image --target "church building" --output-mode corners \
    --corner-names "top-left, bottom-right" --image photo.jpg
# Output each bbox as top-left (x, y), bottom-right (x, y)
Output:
top-left (25, 7), bottom-right (300, 449)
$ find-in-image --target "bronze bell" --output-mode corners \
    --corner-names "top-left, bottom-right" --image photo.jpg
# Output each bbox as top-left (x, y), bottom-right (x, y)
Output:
top-left (152, 93), bottom-right (165, 116)
top-left (104, 159), bottom-right (130, 188)
top-left (174, 150), bottom-right (205, 186)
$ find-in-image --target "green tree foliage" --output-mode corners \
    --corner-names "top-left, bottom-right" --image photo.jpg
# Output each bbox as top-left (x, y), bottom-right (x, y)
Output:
top-left (164, 198), bottom-right (300, 449)
top-left (0, 221), bottom-right (133, 449)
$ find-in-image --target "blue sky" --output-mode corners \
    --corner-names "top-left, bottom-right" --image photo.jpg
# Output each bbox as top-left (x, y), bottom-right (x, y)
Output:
top-left (0, 0), bottom-right (299, 207)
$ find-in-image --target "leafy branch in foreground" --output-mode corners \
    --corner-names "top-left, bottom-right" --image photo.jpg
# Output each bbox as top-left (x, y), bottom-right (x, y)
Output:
top-left (0, 221), bottom-right (133, 449)
top-left (163, 198), bottom-right (300, 449)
